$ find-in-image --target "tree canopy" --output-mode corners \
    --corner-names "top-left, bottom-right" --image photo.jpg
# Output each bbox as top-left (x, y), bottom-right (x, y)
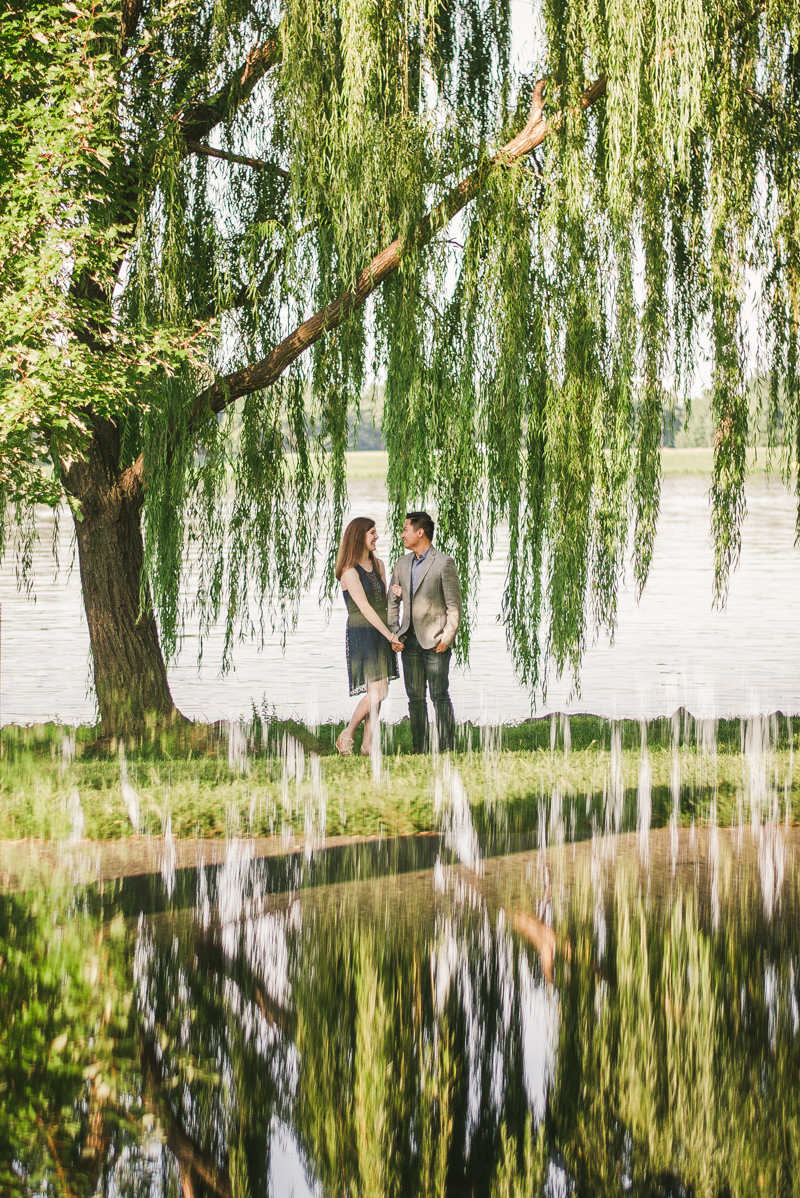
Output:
top-left (1, 0), bottom-right (799, 725)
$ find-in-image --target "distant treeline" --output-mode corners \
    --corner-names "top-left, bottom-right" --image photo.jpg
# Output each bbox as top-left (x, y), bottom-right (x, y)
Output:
top-left (361, 378), bottom-right (783, 452)
top-left (338, 378), bottom-right (785, 453)
top-left (231, 379), bottom-right (784, 454)
top-left (663, 376), bottom-right (782, 448)
top-left (223, 385), bottom-right (386, 454)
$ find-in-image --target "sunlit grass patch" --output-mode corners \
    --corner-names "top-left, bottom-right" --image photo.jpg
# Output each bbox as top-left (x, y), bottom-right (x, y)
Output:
top-left (0, 715), bottom-right (797, 843)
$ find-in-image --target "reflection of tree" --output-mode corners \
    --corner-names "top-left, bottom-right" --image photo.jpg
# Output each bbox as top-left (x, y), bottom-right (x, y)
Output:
top-left (291, 912), bottom-right (442, 1197)
top-left (0, 890), bottom-right (136, 1195)
top-left (138, 891), bottom-right (548, 1195)
top-left (0, 886), bottom-right (279, 1197)
top-left (5, 854), bottom-right (800, 1197)
top-left (289, 895), bottom-right (549, 1198)
top-left (132, 908), bottom-right (294, 1197)
top-left (551, 862), bottom-right (800, 1197)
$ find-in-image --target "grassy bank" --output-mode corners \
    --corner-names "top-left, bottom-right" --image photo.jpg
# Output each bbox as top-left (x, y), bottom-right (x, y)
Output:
top-left (659, 446), bottom-right (789, 474)
top-left (0, 714), bottom-right (797, 843)
top-left (345, 448), bottom-right (783, 480)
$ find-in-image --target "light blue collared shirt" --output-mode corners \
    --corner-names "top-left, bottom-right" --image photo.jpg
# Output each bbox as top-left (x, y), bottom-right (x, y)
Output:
top-left (410, 546), bottom-right (431, 596)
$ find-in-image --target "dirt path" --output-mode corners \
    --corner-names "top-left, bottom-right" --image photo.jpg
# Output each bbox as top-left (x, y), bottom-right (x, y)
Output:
top-left (2, 825), bottom-right (798, 901)
top-left (0, 831), bottom-right (439, 893)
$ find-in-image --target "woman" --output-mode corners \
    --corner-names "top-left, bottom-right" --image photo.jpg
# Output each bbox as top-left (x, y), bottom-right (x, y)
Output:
top-left (335, 516), bottom-right (402, 755)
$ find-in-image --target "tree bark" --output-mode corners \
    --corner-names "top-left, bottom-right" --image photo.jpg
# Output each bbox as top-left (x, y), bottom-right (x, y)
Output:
top-left (63, 419), bottom-right (179, 736)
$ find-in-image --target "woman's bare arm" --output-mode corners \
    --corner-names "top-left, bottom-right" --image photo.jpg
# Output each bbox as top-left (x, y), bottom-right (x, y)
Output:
top-left (341, 567), bottom-right (397, 642)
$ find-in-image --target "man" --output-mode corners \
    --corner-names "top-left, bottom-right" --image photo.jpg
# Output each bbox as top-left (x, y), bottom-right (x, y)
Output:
top-left (387, 512), bottom-right (463, 752)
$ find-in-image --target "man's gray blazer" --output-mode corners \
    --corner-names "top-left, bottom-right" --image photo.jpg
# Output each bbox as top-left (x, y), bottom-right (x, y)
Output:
top-left (387, 546), bottom-right (463, 650)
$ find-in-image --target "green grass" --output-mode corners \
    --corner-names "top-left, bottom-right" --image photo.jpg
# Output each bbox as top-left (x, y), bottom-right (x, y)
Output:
top-left (345, 450), bottom-right (389, 479)
top-left (660, 447), bottom-right (715, 474)
top-left (659, 446), bottom-right (783, 474)
top-left (0, 714), bottom-right (797, 843)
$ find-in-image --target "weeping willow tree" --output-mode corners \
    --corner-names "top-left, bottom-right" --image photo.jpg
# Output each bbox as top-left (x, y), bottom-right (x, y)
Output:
top-left (2, 0), bottom-right (799, 733)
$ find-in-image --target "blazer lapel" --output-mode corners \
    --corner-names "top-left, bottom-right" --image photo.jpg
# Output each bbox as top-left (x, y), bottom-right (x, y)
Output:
top-left (412, 545), bottom-right (437, 592)
top-left (404, 552), bottom-right (414, 586)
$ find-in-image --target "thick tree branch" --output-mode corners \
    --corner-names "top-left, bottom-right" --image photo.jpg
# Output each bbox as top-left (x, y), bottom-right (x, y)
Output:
top-left (121, 75), bottom-right (605, 495)
top-left (197, 76), bottom-right (606, 416)
top-left (121, 0), bottom-right (144, 43)
top-left (177, 32), bottom-right (282, 147)
top-left (140, 1039), bottom-right (233, 1198)
top-left (184, 140), bottom-right (289, 177)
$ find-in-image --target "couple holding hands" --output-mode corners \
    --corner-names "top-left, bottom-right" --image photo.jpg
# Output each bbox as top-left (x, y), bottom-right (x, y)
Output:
top-left (334, 512), bottom-right (463, 756)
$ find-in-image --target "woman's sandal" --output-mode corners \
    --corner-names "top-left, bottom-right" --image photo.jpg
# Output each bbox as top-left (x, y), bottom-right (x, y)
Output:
top-left (336, 731), bottom-right (354, 756)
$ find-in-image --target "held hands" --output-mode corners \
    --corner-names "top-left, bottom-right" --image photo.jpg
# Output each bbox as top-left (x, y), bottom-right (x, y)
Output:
top-left (391, 637), bottom-right (404, 652)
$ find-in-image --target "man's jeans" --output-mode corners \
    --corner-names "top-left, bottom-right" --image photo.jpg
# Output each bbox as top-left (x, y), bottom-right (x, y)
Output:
top-left (401, 627), bottom-right (455, 752)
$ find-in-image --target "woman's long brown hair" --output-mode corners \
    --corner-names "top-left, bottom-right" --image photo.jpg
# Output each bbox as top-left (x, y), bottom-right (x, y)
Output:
top-left (335, 516), bottom-right (378, 581)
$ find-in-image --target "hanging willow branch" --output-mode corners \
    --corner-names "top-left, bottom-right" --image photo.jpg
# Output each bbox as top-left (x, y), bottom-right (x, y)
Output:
top-left (197, 77), bottom-right (609, 414)
top-left (7, 0), bottom-right (800, 704)
top-left (122, 76), bottom-right (587, 494)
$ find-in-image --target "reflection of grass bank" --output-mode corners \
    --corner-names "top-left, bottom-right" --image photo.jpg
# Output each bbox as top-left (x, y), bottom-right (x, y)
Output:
top-left (0, 715), bottom-right (797, 843)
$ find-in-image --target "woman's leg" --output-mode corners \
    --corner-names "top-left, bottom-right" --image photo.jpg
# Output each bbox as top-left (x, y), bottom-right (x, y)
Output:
top-left (362, 679), bottom-right (389, 751)
top-left (343, 693), bottom-right (372, 742)
top-left (341, 680), bottom-right (389, 750)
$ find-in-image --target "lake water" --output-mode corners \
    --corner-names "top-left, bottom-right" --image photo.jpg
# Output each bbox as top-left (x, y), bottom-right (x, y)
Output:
top-left (4, 808), bottom-right (799, 1195)
top-left (2, 473), bottom-right (800, 726)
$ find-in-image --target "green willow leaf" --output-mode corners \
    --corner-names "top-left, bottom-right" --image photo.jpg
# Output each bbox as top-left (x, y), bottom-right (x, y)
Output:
top-left (1, 0), bottom-right (799, 698)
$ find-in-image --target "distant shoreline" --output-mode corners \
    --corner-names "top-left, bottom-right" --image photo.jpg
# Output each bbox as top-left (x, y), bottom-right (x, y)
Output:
top-left (345, 447), bottom-right (786, 479)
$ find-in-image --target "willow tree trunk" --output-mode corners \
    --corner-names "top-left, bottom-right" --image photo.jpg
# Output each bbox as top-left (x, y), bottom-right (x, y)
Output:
top-left (63, 418), bottom-right (179, 736)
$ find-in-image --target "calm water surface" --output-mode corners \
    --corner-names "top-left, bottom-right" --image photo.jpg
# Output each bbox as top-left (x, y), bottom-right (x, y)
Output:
top-left (2, 474), bottom-right (800, 725)
top-left (3, 816), bottom-right (798, 1195)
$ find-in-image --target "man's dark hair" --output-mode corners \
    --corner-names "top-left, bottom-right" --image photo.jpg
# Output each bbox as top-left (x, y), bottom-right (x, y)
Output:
top-left (406, 511), bottom-right (434, 541)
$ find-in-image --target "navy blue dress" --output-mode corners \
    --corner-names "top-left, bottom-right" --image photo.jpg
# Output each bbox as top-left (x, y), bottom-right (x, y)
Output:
top-left (343, 563), bottom-right (399, 696)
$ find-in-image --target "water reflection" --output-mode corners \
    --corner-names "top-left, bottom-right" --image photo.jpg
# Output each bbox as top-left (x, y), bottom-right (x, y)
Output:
top-left (3, 808), bottom-right (799, 1196)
